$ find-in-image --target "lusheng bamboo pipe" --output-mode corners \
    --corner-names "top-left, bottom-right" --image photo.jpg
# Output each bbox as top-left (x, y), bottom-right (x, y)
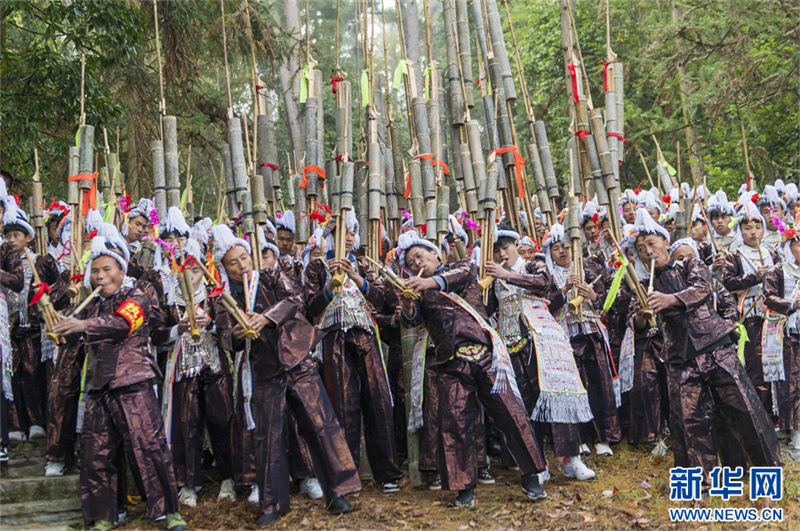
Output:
top-left (177, 241), bottom-right (201, 342)
top-left (568, 274), bottom-right (602, 312)
top-left (70, 285), bottom-right (103, 317)
top-left (364, 255), bottom-right (419, 300)
top-left (194, 257), bottom-right (257, 339)
top-left (25, 250), bottom-right (64, 345)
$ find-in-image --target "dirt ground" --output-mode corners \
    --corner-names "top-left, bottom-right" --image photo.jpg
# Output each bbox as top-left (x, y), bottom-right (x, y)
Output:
top-left (113, 443), bottom-right (799, 531)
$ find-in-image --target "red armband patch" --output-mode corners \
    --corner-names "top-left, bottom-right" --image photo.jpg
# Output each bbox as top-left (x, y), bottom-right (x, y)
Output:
top-left (114, 299), bottom-right (145, 335)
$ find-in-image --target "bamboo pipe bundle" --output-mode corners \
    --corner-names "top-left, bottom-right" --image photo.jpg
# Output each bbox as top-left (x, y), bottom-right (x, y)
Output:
top-left (656, 161), bottom-right (674, 194)
top-left (152, 140), bottom-right (167, 218)
top-left (31, 152), bottom-right (46, 257)
top-left (367, 142), bottom-right (383, 261)
top-left (577, 99), bottom-right (609, 206)
top-left (164, 116), bottom-right (181, 209)
top-left (385, 128), bottom-right (400, 243)
top-left (356, 162), bottom-right (368, 249)
top-left (390, 125), bottom-right (407, 212)
top-left (470, 0), bottom-right (489, 64)
top-left (177, 242), bottom-right (201, 341)
top-left (25, 250), bottom-right (64, 344)
top-left (437, 185), bottom-right (450, 237)
top-left (255, 115), bottom-right (270, 224)
top-left (590, 109), bottom-right (617, 193)
top-left (527, 143), bottom-right (550, 220)
top-left (264, 93), bottom-right (281, 215)
top-left (98, 167), bottom-right (110, 202)
top-left (466, 120), bottom-right (486, 209)
top-left (604, 70), bottom-right (620, 181)
top-left (304, 77), bottom-right (321, 200)
top-left (459, 141), bottom-right (478, 214)
top-left (315, 71), bottom-right (326, 205)
top-left (222, 144), bottom-right (237, 219)
top-left (533, 121), bottom-right (559, 205)
top-left (67, 147), bottom-right (79, 286)
top-left (364, 255), bottom-right (418, 300)
top-left (374, 74), bottom-right (389, 216)
top-left (75, 125), bottom-right (94, 284)
top-left (442, 0), bottom-right (465, 127)
top-left (436, 71), bottom-right (452, 186)
top-left (408, 160), bottom-right (425, 225)
top-left (330, 166), bottom-right (341, 216)
top-left (483, 0), bottom-right (516, 101)
top-left (487, 56), bottom-right (514, 171)
top-left (194, 258), bottom-right (257, 339)
top-left (411, 97), bottom-right (435, 201)
top-left (567, 195), bottom-right (582, 245)
top-left (454, 0), bottom-right (474, 109)
top-left (568, 136), bottom-right (582, 196)
top-left (229, 117), bottom-right (249, 210)
top-left (294, 171), bottom-right (308, 246)
top-left (614, 63), bottom-right (625, 164)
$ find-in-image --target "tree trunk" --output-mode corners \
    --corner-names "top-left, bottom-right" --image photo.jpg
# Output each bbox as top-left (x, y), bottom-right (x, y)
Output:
top-left (280, 0), bottom-right (303, 167)
top-left (402, 0), bottom-right (425, 99)
top-left (670, 1), bottom-right (704, 185)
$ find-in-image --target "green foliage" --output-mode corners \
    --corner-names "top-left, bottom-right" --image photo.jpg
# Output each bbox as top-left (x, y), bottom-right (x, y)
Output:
top-left (512, 0), bottom-right (799, 196)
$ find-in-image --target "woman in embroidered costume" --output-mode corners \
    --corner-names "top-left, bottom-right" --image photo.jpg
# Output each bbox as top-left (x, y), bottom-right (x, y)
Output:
top-left (303, 209), bottom-right (404, 494)
top-left (398, 231), bottom-right (548, 508)
top-left (486, 223), bottom-right (595, 482)
top-left (543, 223), bottom-right (621, 457)
top-left (722, 190), bottom-right (780, 412)
top-left (157, 237), bottom-right (236, 507)
top-left (211, 224), bottom-right (358, 526)
top-left (762, 217), bottom-right (800, 449)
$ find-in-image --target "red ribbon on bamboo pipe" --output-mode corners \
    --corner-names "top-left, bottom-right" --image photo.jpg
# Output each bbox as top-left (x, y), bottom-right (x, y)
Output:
top-left (491, 146), bottom-right (527, 200)
top-left (574, 130), bottom-right (591, 147)
top-left (299, 165), bottom-right (327, 189)
top-left (606, 132), bottom-right (626, 143)
top-left (403, 171), bottom-right (411, 199)
top-left (67, 172), bottom-right (99, 215)
top-left (567, 64), bottom-right (579, 104)
top-left (330, 75), bottom-right (344, 94)
top-left (29, 282), bottom-right (51, 306)
top-left (600, 61), bottom-right (612, 93)
top-left (260, 163), bottom-right (279, 170)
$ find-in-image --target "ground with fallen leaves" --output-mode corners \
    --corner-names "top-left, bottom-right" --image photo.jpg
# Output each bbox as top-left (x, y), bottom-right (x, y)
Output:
top-left (115, 443), bottom-right (799, 530)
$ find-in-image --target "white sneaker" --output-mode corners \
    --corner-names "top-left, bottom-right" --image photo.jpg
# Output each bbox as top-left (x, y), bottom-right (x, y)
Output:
top-left (8, 431), bottom-right (25, 442)
top-left (537, 460), bottom-right (550, 484)
top-left (299, 477), bottom-right (323, 500)
top-left (594, 442), bottom-right (613, 456)
top-left (44, 461), bottom-right (65, 477)
top-left (579, 443), bottom-right (591, 456)
top-left (791, 430), bottom-right (800, 450)
top-left (178, 486), bottom-right (197, 507)
top-left (218, 478), bottom-right (236, 500)
top-left (247, 484), bottom-right (259, 503)
top-left (563, 456), bottom-right (596, 481)
top-left (650, 440), bottom-right (668, 458)
top-left (29, 425), bottom-right (46, 440)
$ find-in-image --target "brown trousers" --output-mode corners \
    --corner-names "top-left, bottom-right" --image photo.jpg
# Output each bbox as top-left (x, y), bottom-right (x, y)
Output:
top-left (435, 348), bottom-right (546, 491)
top-left (252, 358), bottom-right (361, 517)
top-left (666, 344), bottom-right (782, 483)
top-left (80, 381), bottom-right (179, 525)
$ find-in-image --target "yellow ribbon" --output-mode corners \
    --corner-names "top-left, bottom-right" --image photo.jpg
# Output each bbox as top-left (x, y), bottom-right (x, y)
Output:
top-left (392, 59), bottom-right (411, 90)
top-left (735, 322), bottom-right (748, 366)
top-left (299, 64), bottom-right (314, 104)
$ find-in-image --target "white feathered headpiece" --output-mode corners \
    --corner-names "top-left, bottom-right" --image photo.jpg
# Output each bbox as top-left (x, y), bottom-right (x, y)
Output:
top-left (2, 201), bottom-right (34, 237)
top-left (83, 222), bottom-right (130, 287)
top-left (323, 209), bottom-right (360, 253)
top-left (396, 230), bottom-right (439, 269)
top-left (276, 210), bottom-right (296, 235)
top-left (161, 206), bottom-right (191, 237)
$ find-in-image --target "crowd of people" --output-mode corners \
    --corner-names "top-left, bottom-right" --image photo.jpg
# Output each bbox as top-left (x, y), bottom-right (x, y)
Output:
top-left (0, 166), bottom-right (795, 530)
